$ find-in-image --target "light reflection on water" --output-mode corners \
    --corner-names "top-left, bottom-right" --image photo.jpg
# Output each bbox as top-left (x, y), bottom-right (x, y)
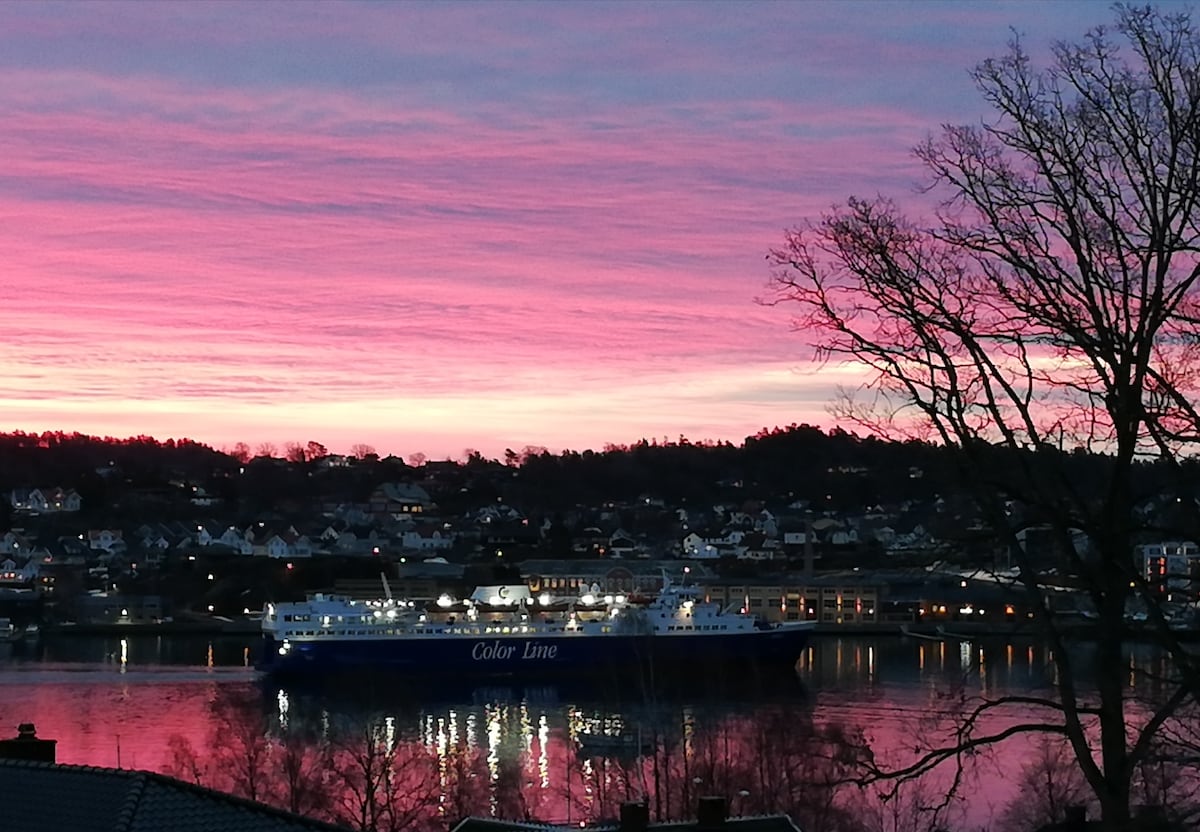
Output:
top-left (0, 633), bottom-right (1183, 829)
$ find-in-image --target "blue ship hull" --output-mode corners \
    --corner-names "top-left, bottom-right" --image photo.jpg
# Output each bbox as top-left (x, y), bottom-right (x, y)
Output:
top-left (260, 626), bottom-right (811, 678)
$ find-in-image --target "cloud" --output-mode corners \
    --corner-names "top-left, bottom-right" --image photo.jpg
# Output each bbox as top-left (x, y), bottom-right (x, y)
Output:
top-left (0, 1), bottom-right (1122, 456)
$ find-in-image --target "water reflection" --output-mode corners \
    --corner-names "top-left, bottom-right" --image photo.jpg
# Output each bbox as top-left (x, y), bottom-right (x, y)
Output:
top-left (2, 632), bottom-right (1193, 831)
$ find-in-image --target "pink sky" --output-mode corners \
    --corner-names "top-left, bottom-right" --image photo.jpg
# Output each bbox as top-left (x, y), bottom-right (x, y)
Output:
top-left (0, 1), bottom-right (1123, 459)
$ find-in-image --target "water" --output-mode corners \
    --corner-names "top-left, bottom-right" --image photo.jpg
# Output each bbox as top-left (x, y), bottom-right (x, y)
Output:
top-left (0, 633), bottom-right (1174, 831)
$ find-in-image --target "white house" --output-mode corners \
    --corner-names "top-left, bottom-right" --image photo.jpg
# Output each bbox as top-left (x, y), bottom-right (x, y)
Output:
top-left (196, 525), bottom-right (253, 554)
top-left (401, 526), bottom-right (453, 552)
top-left (680, 532), bottom-right (721, 559)
top-left (0, 556), bottom-right (37, 584)
top-left (255, 534), bottom-right (313, 559)
top-left (87, 529), bottom-right (124, 552)
top-left (0, 531), bottom-right (30, 555)
top-left (11, 487), bottom-right (81, 513)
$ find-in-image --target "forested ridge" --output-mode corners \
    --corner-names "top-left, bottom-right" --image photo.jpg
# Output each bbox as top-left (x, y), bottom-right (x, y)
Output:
top-left (0, 426), bottom-right (1184, 521)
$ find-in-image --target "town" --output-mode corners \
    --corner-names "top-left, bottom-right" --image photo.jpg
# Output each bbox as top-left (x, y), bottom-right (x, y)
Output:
top-left (0, 426), bottom-right (1194, 644)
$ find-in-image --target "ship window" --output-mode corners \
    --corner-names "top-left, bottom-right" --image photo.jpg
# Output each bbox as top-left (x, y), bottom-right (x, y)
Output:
top-left (283, 615), bottom-right (293, 622)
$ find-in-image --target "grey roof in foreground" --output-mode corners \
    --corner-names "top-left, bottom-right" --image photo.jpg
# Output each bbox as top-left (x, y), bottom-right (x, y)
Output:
top-left (0, 759), bottom-right (352, 832)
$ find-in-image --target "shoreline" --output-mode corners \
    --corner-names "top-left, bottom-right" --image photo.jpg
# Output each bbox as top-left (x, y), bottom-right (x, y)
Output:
top-left (36, 619), bottom-right (1195, 642)
top-left (41, 619), bottom-right (262, 637)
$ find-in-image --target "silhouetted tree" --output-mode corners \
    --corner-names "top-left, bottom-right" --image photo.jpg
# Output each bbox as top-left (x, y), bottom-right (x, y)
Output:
top-left (997, 738), bottom-right (1094, 831)
top-left (229, 442), bottom-right (252, 464)
top-left (768, 6), bottom-right (1200, 829)
top-left (351, 443), bottom-right (377, 461)
top-left (328, 715), bottom-right (439, 832)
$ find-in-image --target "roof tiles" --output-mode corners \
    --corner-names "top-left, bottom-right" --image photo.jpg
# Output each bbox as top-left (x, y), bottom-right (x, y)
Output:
top-left (0, 759), bottom-right (352, 832)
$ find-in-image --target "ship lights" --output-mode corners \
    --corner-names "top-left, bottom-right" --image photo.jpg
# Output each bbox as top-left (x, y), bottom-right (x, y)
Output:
top-left (386, 609), bottom-right (397, 620)
top-left (538, 592), bottom-right (552, 606)
top-left (437, 594), bottom-right (453, 608)
top-left (682, 600), bottom-right (694, 611)
top-left (615, 594), bottom-right (626, 604)
top-left (581, 594), bottom-right (596, 605)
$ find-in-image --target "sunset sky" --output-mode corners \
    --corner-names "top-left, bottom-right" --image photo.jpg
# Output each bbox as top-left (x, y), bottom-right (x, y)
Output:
top-left (0, 0), bottom-right (1125, 459)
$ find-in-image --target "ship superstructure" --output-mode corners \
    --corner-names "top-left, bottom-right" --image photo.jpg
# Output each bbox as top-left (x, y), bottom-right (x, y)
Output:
top-left (260, 577), bottom-right (813, 675)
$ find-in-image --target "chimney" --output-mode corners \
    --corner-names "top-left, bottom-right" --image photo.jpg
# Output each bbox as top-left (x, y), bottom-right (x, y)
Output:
top-left (0, 723), bottom-right (57, 763)
top-left (620, 801), bottom-right (649, 832)
top-left (697, 796), bottom-right (727, 830)
top-left (1063, 806), bottom-right (1087, 832)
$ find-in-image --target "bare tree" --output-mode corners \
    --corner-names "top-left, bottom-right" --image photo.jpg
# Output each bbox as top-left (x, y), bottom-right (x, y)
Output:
top-left (766, 6), bottom-right (1200, 829)
top-left (859, 776), bottom-right (964, 832)
top-left (165, 733), bottom-right (209, 786)
top-left (274, 728), bottom-right (334, 819)
top-left (255, 442), bottom-right (278, 459)
top-left (284, 442), bottom-right (308, 464)
top-left (997, 738), bottom-right (1095, 831)
top-left (207, 687), bottom-right (274, 803)
top-left (166, 689), bottom-right (336, 821)
top-left (329, 716), bottom-right (439, 832)
top-left (350, 443), bottom-right (378, 461)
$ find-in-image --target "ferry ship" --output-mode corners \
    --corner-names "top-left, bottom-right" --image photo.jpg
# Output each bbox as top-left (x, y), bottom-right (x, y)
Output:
top-left (259, 577), bottom-right (815, 676)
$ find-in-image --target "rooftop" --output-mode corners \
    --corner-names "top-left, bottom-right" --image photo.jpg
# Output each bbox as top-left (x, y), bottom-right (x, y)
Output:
top-left (0, 758), bottom-right (353, 832)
